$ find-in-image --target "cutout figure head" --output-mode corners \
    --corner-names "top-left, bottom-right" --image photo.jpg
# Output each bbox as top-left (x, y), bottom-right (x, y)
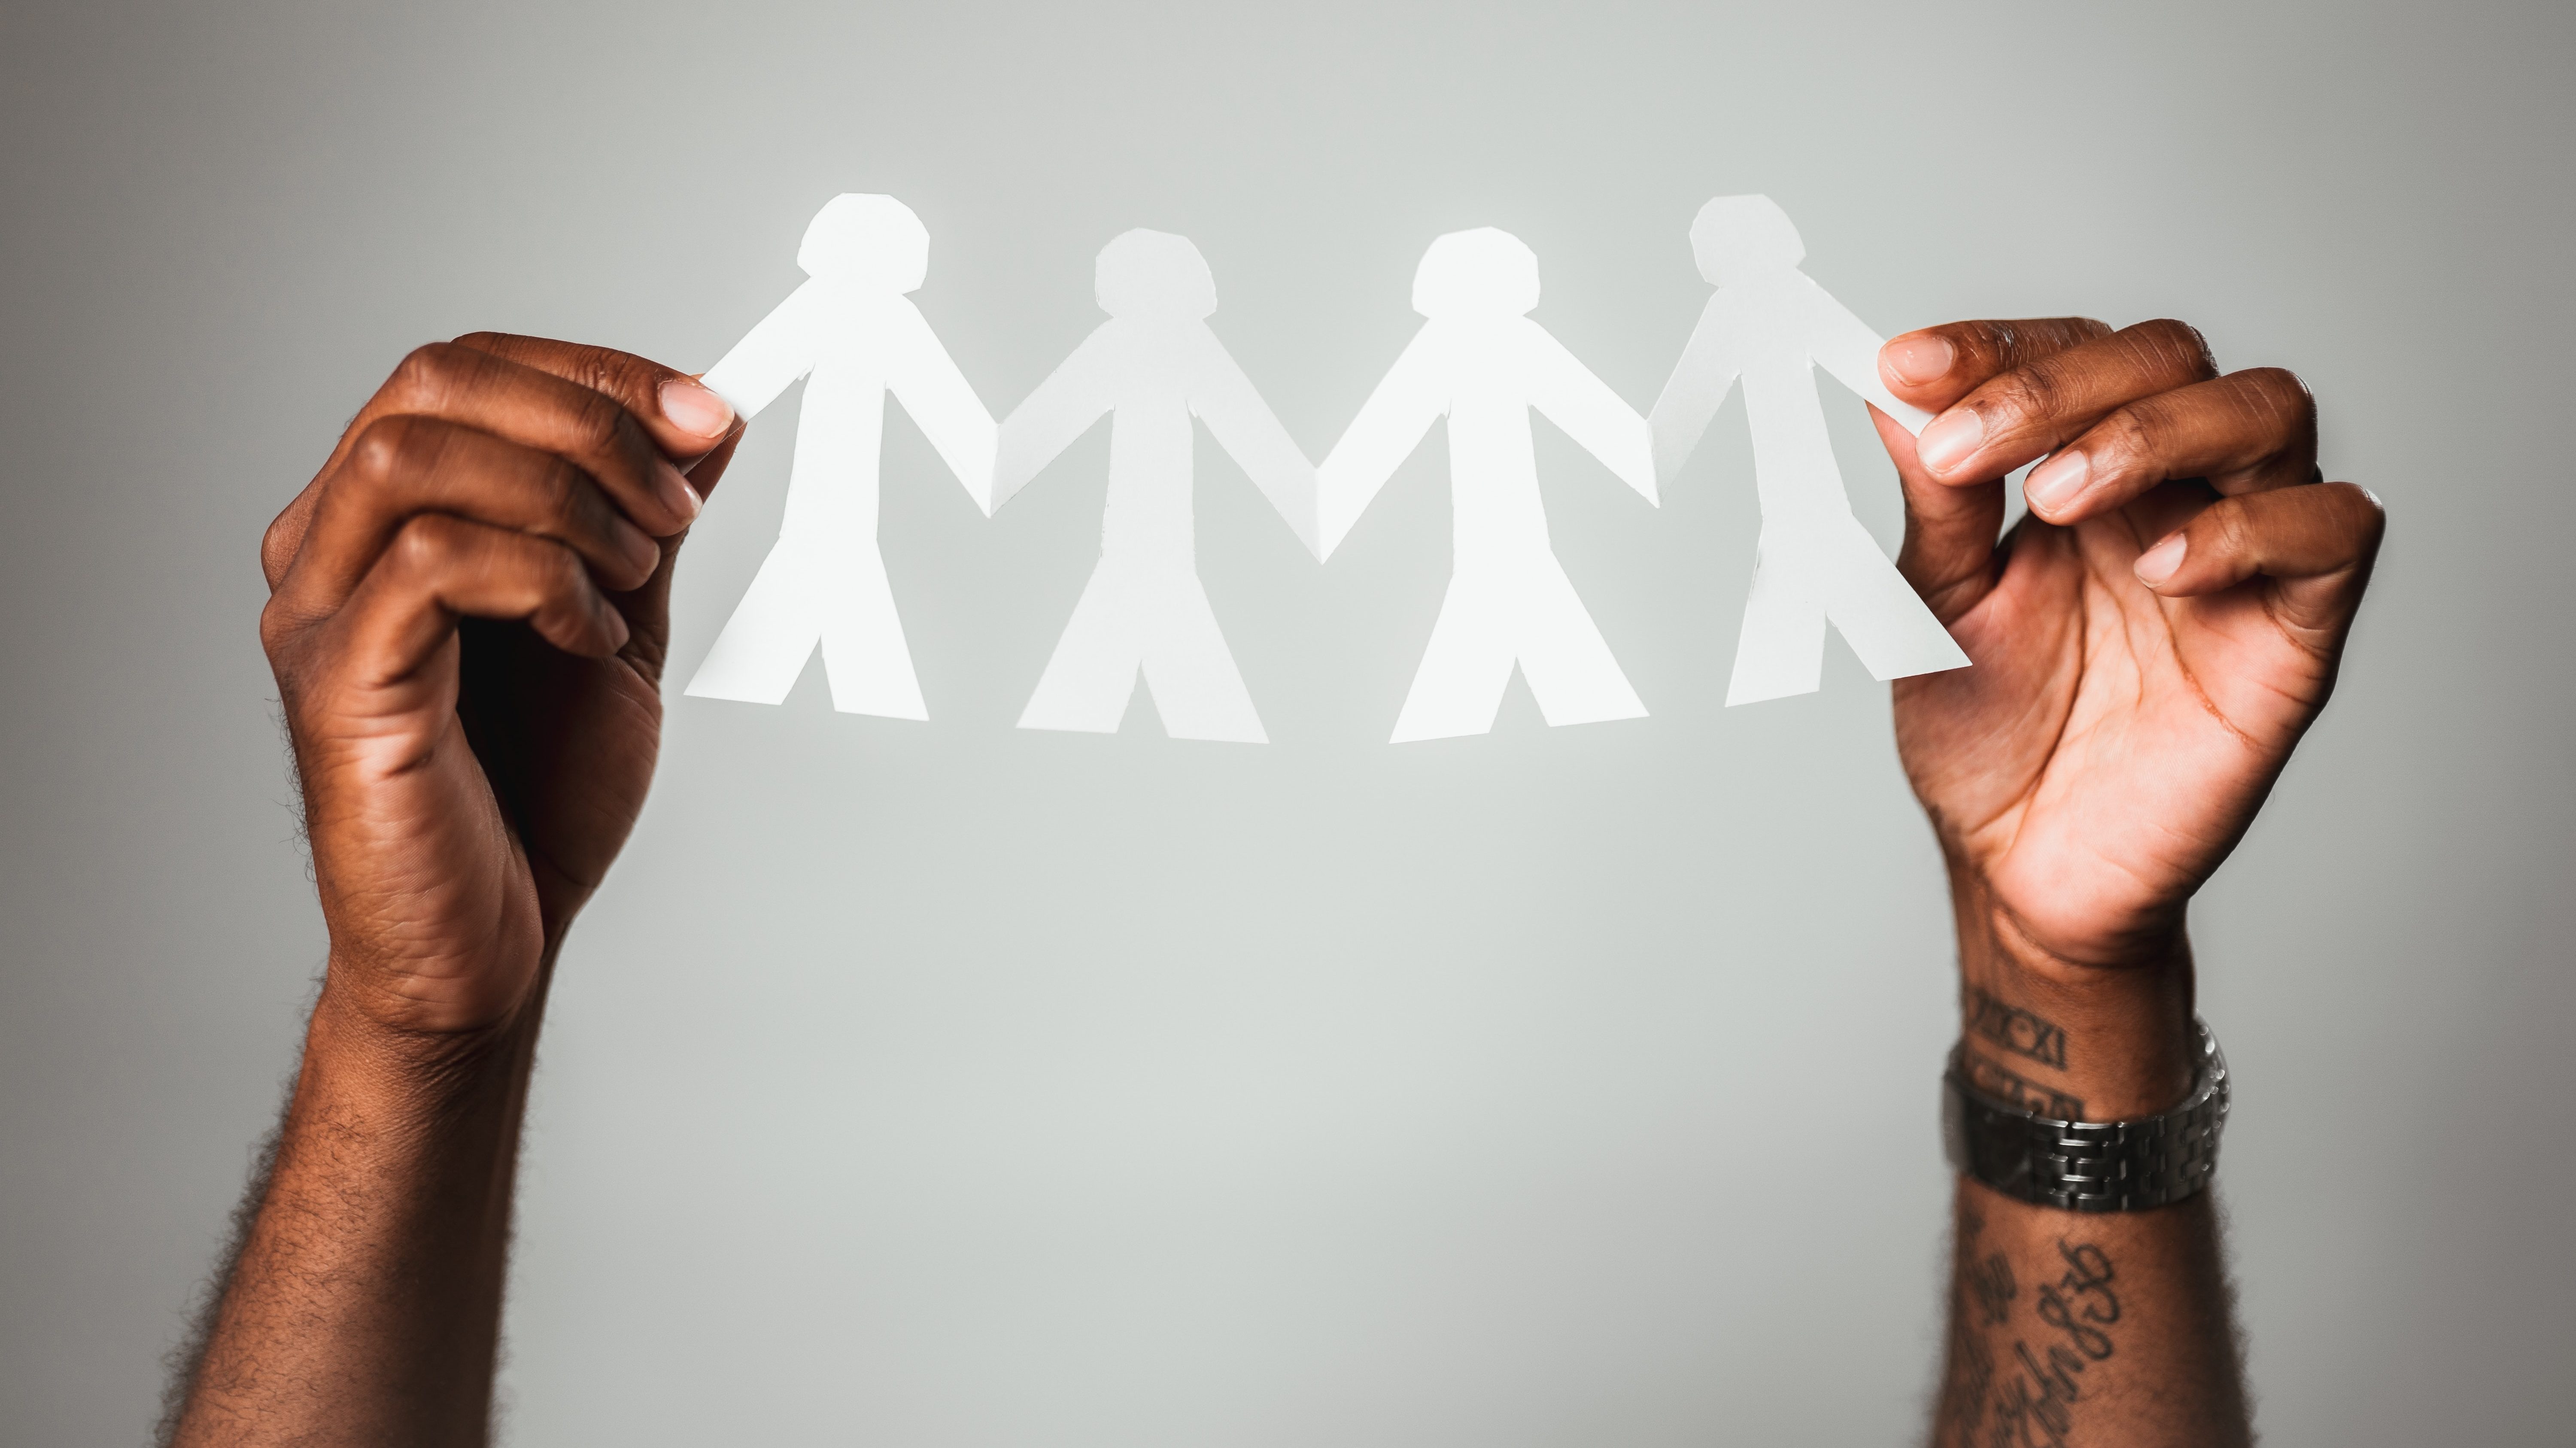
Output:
top-left (797, 193), bottom-right (930, 292)
top-left (1689, 195), bottom-right (1805, 285)
top-left (1411, 228), bottom-right (1541, 319)
top-left (1094, 229), bottom-right (1218, 319)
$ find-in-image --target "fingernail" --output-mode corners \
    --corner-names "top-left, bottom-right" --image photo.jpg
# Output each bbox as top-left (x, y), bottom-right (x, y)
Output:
top-left (2134, 531), bottom-right (2187, 586)
top-left (657, 463), bottom-right (703, 524)
top-left (611, 517), bottom-right (661, 575)
top-left (660, 376), bottom-right (733, 440)
top-left (601, 603), bottom-right (632, 650)
top-left (1883, 333), bottom-right (1955, 386)
top-left (1915, 408), bottom-right (1985, 476)
top-left (2024, 450), bottom-right (2091, 518)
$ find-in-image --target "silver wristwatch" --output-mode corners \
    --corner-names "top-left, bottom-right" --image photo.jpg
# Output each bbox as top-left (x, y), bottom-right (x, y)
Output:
top-left (1942, 1018), bottom-right (2229, 1213)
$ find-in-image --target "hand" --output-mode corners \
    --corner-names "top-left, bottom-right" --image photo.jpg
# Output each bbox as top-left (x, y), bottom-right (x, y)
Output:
top-left (1871, 319), bottom-right (2383, 984)
top-left (258, 335), bottom-right (741, 1040)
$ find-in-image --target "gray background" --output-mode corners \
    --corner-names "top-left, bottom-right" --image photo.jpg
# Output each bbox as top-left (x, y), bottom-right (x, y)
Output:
top-left (3, 0), bottom-right (2568, 1442)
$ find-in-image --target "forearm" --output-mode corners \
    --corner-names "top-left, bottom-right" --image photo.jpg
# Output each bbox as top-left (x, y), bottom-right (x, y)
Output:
top-left (1932, 886), bottom-right (2250, 1447)
top-left (170, 971), bottom-right (546, 1447)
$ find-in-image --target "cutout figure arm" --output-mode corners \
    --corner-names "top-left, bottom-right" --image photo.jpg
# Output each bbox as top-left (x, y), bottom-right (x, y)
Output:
top-left (1524, 324), bottom-right (1658, 505)
top-left (700, 280), bottom-right (824, 421)
top-left (992, 328), bottom-right (1121, 513)
top-left (1801, 273), bottom-right (1933, 434)
top-left (1189, 329), bottom-right (1320, 559)
top-left (1316, 327), bottom-right (1448, 560)
top-left (1646, 295), bottom-right (1741, 485)
top-left (884, 301), bottom-right (1003, 515)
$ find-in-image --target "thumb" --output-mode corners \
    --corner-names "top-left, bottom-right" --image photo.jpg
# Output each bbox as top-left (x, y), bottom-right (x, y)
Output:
top-left (607, 418), bottom-right (745, 676)
top-left (677, 419), bottom-right (744, 510)
top-left (1874, 403), bottom-right (2005, 624)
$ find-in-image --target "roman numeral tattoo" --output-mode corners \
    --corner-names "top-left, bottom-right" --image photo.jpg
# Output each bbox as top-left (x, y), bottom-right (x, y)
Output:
top-left (1965, 987), bottom-right (2068, 1069)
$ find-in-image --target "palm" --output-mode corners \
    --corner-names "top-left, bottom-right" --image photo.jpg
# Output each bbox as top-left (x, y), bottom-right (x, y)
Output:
top-left (1894, 484), bottom-right (2339, 965)
top-left (292, 566), bottom-right (670, 1030)
top-left (453, 603), bottom-right (667, 920)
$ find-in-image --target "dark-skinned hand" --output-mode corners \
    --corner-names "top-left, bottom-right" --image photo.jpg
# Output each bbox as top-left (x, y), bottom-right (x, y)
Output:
top-left (258, 336), bottom-right (741, 1038)
top-left (1873, 319), bottom-right (2383, 978)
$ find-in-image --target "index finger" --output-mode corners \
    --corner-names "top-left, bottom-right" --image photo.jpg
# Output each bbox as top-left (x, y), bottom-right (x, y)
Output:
top-left (451, 332), bottom-right (736, 466)
top-left (1878, 318), bottom-right (2115, 415)
top-left (1908, 319), bottom-right (2220, 487)
top-left (265, 338), bottom-right (735, 587)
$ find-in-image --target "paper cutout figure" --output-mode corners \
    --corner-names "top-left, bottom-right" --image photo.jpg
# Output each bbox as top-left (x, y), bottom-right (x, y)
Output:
top-left (1646, 194), bottom-right (1968, 707)
top-left (992, 230), bottom-right (1317, 744)
top-left (685, 194), bottom-right (998, 719)
top-left (1318, 228), bottom-right (1657, 743)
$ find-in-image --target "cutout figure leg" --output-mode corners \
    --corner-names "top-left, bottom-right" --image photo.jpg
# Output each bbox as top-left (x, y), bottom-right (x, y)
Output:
top-left (1814, 513), bottom-right (1970, 682)
top-left (1725, 516), bottom-right (1965, 706)
top-left (1511, 550), bottom-right (1648, 727)
top-left (1135, 571), bottom-right (1268, 744)
top-left (815, 546), bottom-right (929, 719)
top-left (685, 539), bottom-right (824, 705)
top-left (1390, 569), bottom-right (1520, 743)
top-left (1725, 524), bottom-right (1833, 706)
top-left (1019, 559), bottom-right (1146, 734)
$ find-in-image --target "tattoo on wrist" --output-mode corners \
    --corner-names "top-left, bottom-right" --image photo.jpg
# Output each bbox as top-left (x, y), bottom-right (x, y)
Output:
top-left (1968, 1250), bottom-right (2016, 1328)
top-left (1947, 1207), bottom-right (2001, 1437)
top-left (1963, 1050), bottom-right (2086, 1120)
top-left (1965, 987), bottom-right (2068, 1069)
top-left (1947, 1218), bottom-right (2123, 1448)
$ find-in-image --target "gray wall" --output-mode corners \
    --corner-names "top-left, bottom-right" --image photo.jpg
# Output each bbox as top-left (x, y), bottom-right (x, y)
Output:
top-left (3, 0), bottom-right (2568, 1442)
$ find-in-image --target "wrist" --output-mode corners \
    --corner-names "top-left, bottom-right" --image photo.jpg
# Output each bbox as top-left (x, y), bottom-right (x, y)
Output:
top-left (1949, 877), bottom-right (2197, 1121)
top-left (304, 971), bottom-right (544, 1121)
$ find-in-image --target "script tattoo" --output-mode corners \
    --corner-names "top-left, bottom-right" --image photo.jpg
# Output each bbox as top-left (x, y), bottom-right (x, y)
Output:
top-left (1984, 1239), bottom-right (2121, 1448)
top-left (1964, 1051), bottom-right (2086, 1120)
top-left (1965, 987), bottom-right (2067, 1068)
top-left (1969, 1251), bottom-right (2017, 1328)
top-left (1944, 1205), bottom-right (1999, 1439)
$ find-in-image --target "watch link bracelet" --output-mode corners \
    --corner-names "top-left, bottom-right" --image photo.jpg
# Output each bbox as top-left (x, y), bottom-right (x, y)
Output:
top-left (1943, 1017), bottom-right (2229, 1213)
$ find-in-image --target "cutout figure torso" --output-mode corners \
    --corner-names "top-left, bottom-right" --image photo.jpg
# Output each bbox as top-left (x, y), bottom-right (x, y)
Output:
top-left (992, 229), bottom-right (1317, 744)
top-left (685, 195), bottom-right (998, 719)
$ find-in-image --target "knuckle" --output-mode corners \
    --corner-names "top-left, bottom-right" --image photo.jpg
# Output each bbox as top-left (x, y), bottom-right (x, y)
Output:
top-left (570, 348), bottom-right (650, 405)
top-left (544, 540), bottom-right (590, 590)
top-left (2203, 497), bottom-right (2257, 556)
top-left (565, 387), bottom-right (629, 454)
top-left (2237, 364), bottom-right (2306, 398)
top-left (2241, 366), bottom-right (2319, 429)
top-left (2028, 318), bottom-right (2111, 362)
top-left (345, 416), bottom-right (421, 485)
top-left (522, 537), bottom-right (592, 607)
top-left (2210, 369), bottom-right (2318, 465)
top-left (1992, 318), bottom-right (2109, 371)
top-left (1987, 361), bottom-right (2066, 428)
top-left (2101, 402), bottom-right (2164, 467)
top-left (1979, 319), bottom-right (2038, 373)
top-left (386, 514), bottom-right (465, 574)
top-left (388, 340), bottom-right (472, 401)
top-left (529, 455), bottom-right (586, 520)
top-left (2134, 319), bottom-right (2219, 379)
top-left (1950, 319), bottom-right (2010, 361)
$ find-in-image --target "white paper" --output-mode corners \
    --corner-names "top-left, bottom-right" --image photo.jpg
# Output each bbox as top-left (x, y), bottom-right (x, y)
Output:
top-left (1318, 228), bottom-right (1657, 743)
top-left (686, 194), bottom-right (999, 719)
top-left (1646, 194), bottom-right (1966, 706)
top-left (993, 230), bottom-right (1318, 743)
